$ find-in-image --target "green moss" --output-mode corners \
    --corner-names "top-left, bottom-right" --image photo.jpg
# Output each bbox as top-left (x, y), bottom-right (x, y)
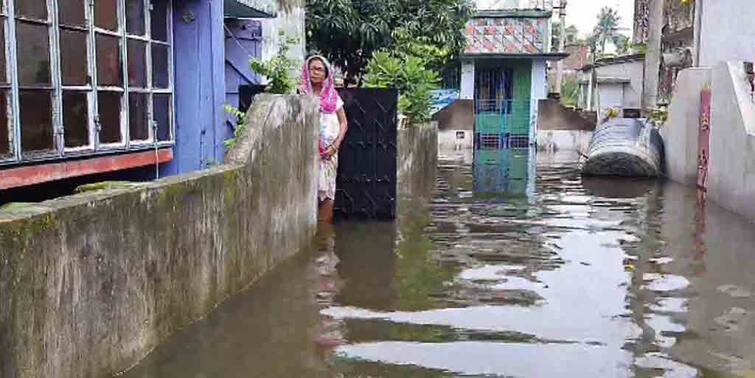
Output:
top-left (0, 212), bottom-right (57, 253)
top-left (75, 181), bottom-right (143, 193)
top-left (222, 169), bottom-right (241, 204)
top-left (29, 214), bottom-right (56, 234)
top-left (0, 202), bottom-right (47, 213)
top-left (153, 181), bottom-right (192, 211)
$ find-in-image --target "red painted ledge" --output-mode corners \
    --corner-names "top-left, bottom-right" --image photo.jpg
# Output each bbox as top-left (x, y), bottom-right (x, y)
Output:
top-left (0, 149), bottom-right (173, 190)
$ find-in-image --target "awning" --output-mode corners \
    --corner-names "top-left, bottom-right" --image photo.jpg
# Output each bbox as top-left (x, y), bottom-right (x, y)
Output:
top-left (224, 0), bottom-right (277, 18)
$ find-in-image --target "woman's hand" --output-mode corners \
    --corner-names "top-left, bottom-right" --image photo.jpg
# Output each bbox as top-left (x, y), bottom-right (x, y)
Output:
top-left (326, 143), bottom-right (338, 157)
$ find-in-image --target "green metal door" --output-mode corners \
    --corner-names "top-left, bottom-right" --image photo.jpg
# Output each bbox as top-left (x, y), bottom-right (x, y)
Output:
top-left (511, 63), bottom-right (531, 138)
top-left (473, 61), bottom-right (532, 148)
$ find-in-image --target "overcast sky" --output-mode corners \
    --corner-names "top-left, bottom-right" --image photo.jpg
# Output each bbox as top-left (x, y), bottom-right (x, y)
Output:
top-left (560, 0), bottom-right (634, 38)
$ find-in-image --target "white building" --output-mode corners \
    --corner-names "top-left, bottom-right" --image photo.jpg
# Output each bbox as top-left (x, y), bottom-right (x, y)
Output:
top-left (577, 54), bottom-right (645, 121)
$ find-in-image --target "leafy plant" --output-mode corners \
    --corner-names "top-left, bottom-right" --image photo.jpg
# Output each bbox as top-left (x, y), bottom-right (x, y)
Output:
top-left (614, 34), bottom-right (631, 55)
top-left (560, 77), bottom-right (579, 108)
top-left (606, 107), bottom-right (621, 120)
top-left (362, 51), bottom-right (402, 88)
top-left (631, 43), bottom-right (648, 54)
top-left (649, 107), bottom-right (669, 125)
top-left (364, 51), bottom-right (440, 125)
top-left (225, 33), bottom-right (299, 150)
top-left (225, 104), bottom-right (246, 124)
top-left (249, 31), bottom-right (300, 94)
top-left (224, 106), bottom-right (249, 150)
top-left (306, 0), bottom-right (474, 84)
top-left (390, 27), bottom-right (453, 71)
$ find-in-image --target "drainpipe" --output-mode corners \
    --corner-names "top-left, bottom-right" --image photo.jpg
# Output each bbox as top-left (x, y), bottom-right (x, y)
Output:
top-left (693, 0), bottom-right (703, 66)
top-left (642, 0), bottom-right (663, 111)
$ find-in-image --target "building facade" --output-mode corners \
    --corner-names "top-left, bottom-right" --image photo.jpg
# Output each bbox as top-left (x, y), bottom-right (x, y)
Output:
top-left (577, 54), bottom-right (646, 121)
top-left (634, 0), bottom-right (695, 105)
top-left (633, 0), bottom-right (651, 45)
top-left (459, 0), bottom-right (564, 148)
top-left (658, 0), bottom-right (695, 104)
top-left (0, 0), bottom-right (303, 192)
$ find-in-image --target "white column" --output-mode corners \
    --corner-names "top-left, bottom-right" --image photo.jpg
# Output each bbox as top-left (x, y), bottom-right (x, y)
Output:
top-left (460, 60), bottom-right (475, 100)
top-left (530, 60), bottom-right (547, 143)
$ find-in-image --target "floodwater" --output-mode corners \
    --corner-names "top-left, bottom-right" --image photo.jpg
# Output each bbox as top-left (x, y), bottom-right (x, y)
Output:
top-left (124, 149), bottom-right (755, 378)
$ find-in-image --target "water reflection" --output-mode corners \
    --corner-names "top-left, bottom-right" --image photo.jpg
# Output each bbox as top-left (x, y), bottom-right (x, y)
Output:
top-left (473, 148), bottom-right (535, 198)
top-left (125, 149), bottom-right (755, 378)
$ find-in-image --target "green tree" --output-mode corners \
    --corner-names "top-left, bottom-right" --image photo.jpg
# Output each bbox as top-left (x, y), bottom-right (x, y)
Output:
top-left (248, 32), bottom-right (300, 94)
top-left (306, 0), bottom-right (474, 84)
top-left (551, 22), bottom-right (579, 48)
top-left (592, 6), bottom-right (622, 54)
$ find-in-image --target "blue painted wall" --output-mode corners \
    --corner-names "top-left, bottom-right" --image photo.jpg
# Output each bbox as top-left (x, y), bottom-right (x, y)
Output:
top-left (162, 0), bottom-right (227, 176)
top-left (224, 18), bottom-right (263, 140)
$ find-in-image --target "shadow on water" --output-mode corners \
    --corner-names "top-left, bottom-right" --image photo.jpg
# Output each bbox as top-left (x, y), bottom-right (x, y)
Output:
top-left (125, 148), bottom-right (755, 378)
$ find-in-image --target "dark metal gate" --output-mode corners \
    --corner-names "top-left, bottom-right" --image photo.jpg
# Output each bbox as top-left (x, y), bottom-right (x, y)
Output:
top-left (334, 88), bottom-right (399, 220)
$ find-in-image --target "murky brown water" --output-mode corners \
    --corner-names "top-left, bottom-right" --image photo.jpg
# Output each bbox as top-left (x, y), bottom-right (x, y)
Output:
top-left (124, 149), bottom-right (755, 378)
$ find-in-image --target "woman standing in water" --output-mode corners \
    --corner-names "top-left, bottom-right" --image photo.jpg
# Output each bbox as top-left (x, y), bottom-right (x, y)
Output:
top-left (300, 56), bottom-right (348, 223)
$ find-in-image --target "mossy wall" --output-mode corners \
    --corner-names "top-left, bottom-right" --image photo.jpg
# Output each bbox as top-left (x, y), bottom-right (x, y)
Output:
top-left (397, 122), bottom-right (439, 206)
top-left (0, 95), bottom-right (319, 378)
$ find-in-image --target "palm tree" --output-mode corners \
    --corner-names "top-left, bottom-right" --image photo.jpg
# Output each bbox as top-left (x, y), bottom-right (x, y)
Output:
top-left (592, 7), bottom-right (622, 54)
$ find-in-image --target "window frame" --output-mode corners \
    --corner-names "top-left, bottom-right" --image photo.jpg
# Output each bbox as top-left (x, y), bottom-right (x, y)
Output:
top-left (0, 0), bottom-right (174, 166)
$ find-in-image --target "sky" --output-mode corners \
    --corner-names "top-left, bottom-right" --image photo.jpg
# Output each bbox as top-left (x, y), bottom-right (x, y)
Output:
top-left (560, 0), bottom-right (635, 38)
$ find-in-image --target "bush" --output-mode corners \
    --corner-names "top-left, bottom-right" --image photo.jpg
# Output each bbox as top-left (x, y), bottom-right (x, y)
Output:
top-left (249, 32), bottom-right (300, 94)
top-left (225, 33), bottom-right (299, 150)
top-left (560, 77), bottom-right (579, 108)
top-left (363, 51), bottom-right (440, 125)
top-left (224, 105), bottom-right (248, 150)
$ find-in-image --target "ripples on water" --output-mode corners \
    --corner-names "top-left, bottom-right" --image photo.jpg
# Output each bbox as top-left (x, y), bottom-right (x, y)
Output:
top-left (125, 149), bottom-right (755, 378)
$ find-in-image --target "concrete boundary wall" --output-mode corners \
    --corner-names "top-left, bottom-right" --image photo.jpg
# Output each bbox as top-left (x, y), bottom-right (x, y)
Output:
top-left (707, 62), bottom-right (755, 222)
top-left (537, 99), bottom-right (596, 132)
top-left (536, 130), bottom-right (592, 153)
top-left (398, 122), bottom-right (439, 201)
top-left (660, 68), bottom-right (711, 186)
top-left (0, 95), bottom-right (319, 377)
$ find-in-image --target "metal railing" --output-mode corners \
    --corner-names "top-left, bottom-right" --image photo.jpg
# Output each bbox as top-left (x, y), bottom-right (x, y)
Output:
top-left (474, 99), bottom-right (531, 132)
top-left (474, 99), bottom-right (532, 148)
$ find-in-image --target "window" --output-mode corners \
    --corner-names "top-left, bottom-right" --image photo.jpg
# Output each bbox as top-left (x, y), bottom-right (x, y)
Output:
top-left (0, 0), bottom-right (173, 165)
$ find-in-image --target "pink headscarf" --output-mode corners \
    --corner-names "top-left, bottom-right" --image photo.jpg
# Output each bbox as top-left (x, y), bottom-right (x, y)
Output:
top-left (300, 55), bottom-right (341, 114)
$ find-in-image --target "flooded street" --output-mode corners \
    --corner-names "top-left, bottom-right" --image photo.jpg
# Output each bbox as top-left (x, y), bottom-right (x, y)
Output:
top-left (125, 149), bottom-right (755, 378)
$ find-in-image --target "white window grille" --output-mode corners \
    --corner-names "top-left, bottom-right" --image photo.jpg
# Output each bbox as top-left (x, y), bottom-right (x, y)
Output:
top-left (0, 0), bottom-right (174, 165)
